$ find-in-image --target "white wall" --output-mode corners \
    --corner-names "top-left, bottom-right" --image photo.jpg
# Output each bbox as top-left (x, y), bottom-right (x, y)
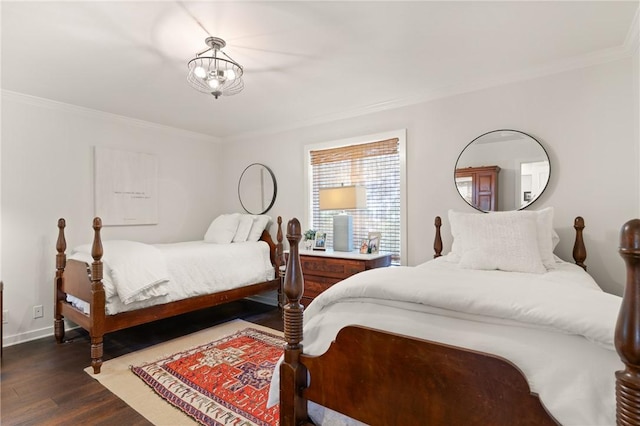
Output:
top-left (220, 58), bottom-right (638, 296)
top-left (1, 92), bottom-right (223, 344)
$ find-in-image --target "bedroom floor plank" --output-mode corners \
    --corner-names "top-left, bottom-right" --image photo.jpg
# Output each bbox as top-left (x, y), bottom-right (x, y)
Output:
top-left (1, 300), bottom-right (283, 425)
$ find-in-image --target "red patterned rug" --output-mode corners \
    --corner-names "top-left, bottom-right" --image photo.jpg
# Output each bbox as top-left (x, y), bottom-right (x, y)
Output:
top-left (131, 327), bottom-right (283, 426)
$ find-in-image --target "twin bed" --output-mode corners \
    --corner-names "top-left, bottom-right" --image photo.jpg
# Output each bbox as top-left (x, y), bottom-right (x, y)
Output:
top-left (54, 215), bottom-right (284, 374)
top-left (278, 209), bottom-right (640, 426)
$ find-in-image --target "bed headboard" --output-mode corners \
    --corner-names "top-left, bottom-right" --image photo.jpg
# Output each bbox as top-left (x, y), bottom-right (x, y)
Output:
top-left (432, 215), bottom-right (587, 270)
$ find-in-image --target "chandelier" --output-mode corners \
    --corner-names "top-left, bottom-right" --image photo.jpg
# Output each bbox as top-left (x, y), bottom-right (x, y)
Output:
top-left (187, 37), bottom-right (244, 99)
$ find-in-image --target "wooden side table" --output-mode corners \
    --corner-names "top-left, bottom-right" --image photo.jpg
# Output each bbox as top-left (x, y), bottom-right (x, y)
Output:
top-left (297, 250), bottom-right (391, 305)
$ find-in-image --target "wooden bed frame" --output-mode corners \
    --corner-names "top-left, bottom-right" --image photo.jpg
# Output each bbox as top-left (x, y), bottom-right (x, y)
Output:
top-left (54, 216), bottom-right (284, 374)
top-left (280, 216), bottom-right (640, 425)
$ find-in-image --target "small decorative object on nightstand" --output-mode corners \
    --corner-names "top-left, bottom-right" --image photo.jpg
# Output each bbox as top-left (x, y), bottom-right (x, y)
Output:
top-left (303, 229), bottom-right (316, 250)
top-left (298, 249), bottom-right (391, 305)
top-left (367, 232), bottom-right (381, 254)
top-left (313, 231), bottom-right (327, 251)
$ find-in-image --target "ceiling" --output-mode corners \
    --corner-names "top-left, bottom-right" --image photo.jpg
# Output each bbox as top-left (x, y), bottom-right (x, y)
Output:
top-left (2, 1), bottom-right (638, 141)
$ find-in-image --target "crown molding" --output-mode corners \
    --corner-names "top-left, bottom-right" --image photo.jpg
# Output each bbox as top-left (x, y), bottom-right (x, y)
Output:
top-left (1, 90), bottom-right (221, 143)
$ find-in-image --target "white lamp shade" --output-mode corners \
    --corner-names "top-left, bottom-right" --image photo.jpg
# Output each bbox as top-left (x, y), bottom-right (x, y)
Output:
top-left (319, 185), bottom-right (367, 211)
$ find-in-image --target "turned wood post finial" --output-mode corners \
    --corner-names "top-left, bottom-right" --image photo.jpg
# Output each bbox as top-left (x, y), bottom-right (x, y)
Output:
top-left (616, 219), bottom-right (640, 426)
top-left (91, 217), bottom-right (103, 262)
top-left (56, 218), bottom-right (67, 271)
top-left (56, 218), bottom-right (66, 252)
top-left (573, 216), bottom-right (586, 270)
top-left (277, 216), bottom-right (284, 267)
top-left (90, 217), bottom-right (104, 285)
top-left (434, 216), bottom-right (443, 259)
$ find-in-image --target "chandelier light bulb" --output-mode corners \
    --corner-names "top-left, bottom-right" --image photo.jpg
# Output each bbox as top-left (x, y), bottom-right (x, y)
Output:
top-left (225, 69), bottom-right (236, 81)
top-left (207, 78), bottom-right (220, 89)
top-left (194, 66), bottom-right (207, 79)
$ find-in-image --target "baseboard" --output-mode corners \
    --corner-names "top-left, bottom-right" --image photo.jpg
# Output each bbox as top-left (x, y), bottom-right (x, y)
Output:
top-left (3, 324), bottom-right (55, 347)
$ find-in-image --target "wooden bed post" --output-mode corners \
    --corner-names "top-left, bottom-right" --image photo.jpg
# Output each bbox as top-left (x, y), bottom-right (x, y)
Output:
top-left (277, 216), bottom-right (284, 268)
top-left (573, 216), bottom-right (587, 270)
top-left (54, 218), bottom-right (67, 344)
top-left (616, 218), bottom-right (640, 426)
top-left (280, 218), bottom-right (309, 426)
top-left (434, 216), bottom-right (443, 258)
top-left (90, 217), bottom-right (106, 374)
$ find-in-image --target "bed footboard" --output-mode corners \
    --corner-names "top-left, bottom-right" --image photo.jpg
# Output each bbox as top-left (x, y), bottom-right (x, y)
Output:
top-left (303, 326), bottom-right (555, 425)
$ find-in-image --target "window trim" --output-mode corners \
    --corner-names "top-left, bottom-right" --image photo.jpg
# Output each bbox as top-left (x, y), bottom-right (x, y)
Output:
top-left (304, 129), bottom-right (407, 265)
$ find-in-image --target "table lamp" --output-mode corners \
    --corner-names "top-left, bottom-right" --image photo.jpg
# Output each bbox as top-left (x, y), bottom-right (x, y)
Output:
top-left (319, 185), bottom-right (367, 251)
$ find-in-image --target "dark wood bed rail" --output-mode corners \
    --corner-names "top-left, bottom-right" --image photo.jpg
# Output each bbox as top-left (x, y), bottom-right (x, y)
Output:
top-left (281, 215), bottom-right (612, 425)
top-left (55, 216), bottom-right (284, 374)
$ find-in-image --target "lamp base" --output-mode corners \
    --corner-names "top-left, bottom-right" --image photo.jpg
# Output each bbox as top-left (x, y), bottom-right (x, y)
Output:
top-left (333, 214), bottom-right (353, 252)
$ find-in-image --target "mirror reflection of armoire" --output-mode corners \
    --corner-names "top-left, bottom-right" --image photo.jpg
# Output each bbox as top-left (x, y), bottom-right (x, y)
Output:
top-left (455, 165), bottom-right (500, 211)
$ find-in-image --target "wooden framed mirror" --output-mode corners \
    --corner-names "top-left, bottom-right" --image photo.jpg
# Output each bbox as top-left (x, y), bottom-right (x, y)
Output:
top-left (238, 163), bottom-right (277, 214)
top-left (454, 130), bottom-right (550, 212)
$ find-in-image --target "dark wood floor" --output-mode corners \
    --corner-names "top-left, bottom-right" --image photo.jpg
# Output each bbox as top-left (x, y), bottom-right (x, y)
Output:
top-left (0, 300), bottom-right (283, 425)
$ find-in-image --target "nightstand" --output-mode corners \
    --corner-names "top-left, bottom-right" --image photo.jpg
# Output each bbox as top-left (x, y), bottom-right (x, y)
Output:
top-left (296, 249), bottom-right (391, 305)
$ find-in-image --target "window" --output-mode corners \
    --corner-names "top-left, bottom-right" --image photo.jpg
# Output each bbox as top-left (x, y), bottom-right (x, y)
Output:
top-left (305, 130), bottom-right (406, 264)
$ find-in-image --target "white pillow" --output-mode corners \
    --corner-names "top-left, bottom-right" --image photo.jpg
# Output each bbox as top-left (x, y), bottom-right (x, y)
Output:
top-left (204, 214), bottom-right (240, 244)
top-left (247, 215), bottom-right (272, 242)
top-left (449, 207), bottom-right (558, 269)
top-left (449, 210), bottom-right (547, 274)
top-left (233, 215), bottom-right (255, 243)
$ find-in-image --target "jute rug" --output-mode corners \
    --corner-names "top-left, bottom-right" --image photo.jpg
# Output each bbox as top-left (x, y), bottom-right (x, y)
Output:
top-left (84, 319), bottom-right (283, 426)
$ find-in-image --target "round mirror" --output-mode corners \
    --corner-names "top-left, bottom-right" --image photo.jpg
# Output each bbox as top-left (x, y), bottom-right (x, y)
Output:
top-left (454, 130), bottom-right (550, 212)
top-left (238, 163), bottom-right (277, 214)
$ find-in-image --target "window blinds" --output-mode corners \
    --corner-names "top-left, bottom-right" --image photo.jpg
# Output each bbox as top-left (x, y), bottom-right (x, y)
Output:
top-left (310, 138), bottom-right (401, 264)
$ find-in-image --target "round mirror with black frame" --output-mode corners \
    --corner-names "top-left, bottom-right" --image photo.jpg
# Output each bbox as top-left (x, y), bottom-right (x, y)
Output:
top-left (454, 130), bottom-right (550, 212)
top-left (238, 163), bottom-right (277, 214)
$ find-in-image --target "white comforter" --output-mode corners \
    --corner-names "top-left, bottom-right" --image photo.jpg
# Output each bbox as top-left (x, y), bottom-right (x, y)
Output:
top-left (269, 257), bottom-right (623, 426)
top-left (68, 240), bottom-right (275, 315)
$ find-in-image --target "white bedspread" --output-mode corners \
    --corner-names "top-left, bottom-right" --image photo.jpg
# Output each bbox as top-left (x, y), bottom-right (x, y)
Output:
top-left (68, 240), bottom-right (275, 315)
top-left (269, 257), bottom-right (623, 426)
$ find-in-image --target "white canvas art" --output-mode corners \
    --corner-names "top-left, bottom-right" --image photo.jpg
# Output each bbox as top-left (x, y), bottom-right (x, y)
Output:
top-left (94, 147), bottom-right (158, 226)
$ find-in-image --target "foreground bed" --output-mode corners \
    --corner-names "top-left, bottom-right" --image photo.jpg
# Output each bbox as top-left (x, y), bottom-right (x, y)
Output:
top-left (54, 215), bottom-right (284, 374)
top-left (278, 212), bottom-right (640, 425)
